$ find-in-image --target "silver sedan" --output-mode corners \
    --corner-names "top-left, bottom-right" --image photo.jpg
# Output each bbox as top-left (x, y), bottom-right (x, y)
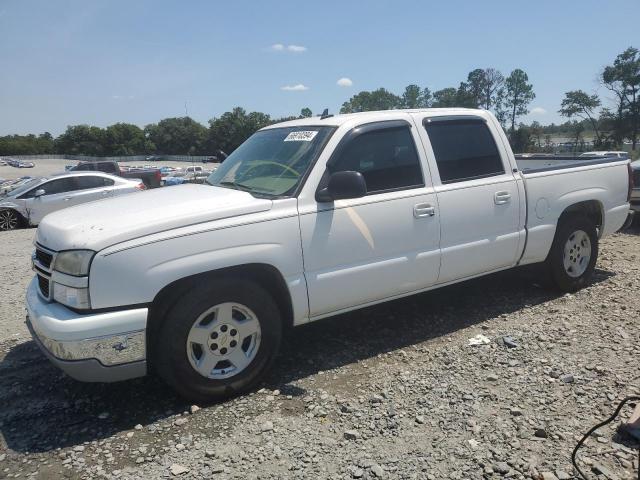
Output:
top-left (0, 172), bottom-right (145, 230)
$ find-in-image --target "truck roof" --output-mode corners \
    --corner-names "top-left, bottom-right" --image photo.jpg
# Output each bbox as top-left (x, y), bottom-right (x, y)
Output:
top-left (262, 108), bottom-right (489, 129)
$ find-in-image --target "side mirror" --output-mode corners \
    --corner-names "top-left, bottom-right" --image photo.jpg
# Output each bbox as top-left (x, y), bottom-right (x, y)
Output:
top-left (316, 171), bottom-right (367, 202)
top-left (34, 189), bottom-right (45, 198)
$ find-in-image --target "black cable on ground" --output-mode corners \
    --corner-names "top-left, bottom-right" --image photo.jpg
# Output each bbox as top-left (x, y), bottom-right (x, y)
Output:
top-left (571, 396), bottom-right (640, 480)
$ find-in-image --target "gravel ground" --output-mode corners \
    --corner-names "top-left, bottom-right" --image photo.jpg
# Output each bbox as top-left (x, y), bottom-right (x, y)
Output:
top-left (0, 226), bottom-right (638, 480)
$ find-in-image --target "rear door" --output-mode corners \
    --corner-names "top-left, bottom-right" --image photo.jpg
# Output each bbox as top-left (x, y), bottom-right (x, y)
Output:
top-left (73, 175), bottom-right (116, 202)
top-left (413, 114), bottom-right (523, 283)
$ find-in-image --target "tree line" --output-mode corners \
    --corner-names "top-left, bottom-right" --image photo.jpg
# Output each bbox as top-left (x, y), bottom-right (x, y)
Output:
top-left (340, 67), bottom-right (535, 137)
top-left (0, 108), bottom-right (299, 157)
top-left (0, 47), bottom-right (637, 157)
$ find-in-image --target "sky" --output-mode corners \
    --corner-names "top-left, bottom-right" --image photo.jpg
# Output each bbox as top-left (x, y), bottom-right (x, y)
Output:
top-left (0, 0), bottom-right (637, 136)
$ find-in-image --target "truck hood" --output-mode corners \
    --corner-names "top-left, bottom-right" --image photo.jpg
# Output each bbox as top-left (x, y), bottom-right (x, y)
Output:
top-left (36, 184), bottom-right (273, 252)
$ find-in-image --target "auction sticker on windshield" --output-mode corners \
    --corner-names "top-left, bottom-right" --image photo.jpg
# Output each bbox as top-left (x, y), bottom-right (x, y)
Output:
top-left (284, 131), bottom-right (318, 142)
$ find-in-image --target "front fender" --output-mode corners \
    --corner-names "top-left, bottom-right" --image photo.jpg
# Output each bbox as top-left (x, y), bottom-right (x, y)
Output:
top-left (88, 214), bottom-right (307, 322)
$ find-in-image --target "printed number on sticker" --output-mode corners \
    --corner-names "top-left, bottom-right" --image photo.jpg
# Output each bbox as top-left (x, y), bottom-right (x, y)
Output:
top-left (284, 131), bottom-right (318, 142)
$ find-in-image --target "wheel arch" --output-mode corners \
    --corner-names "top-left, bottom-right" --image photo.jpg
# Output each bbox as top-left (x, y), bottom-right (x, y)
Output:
top-left (558, 199), bottom-right (604, 236)
top-left (146, 263), bottom-right (294, 369)
top-left (0, 207), bottom-right (27, 229)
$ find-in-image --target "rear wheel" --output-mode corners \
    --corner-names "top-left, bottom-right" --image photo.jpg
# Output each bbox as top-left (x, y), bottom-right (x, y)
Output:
top-left (155, 278), bottom-right (282, 402)
top-left (543, 214), bottom-right (598, 292)
top-left (0, 209), bottom-right (20, 231)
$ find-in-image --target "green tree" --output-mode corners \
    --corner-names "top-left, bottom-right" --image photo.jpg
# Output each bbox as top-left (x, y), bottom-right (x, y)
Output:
top-left (207, 107), bottom-right (272, 153)
top-left (103, 123), bottom-right (146, 155)
top-left (503, 69), bottom-right (535, 136)
top-left (300, 108), bottom-right (313, 118)
top-left (510, 124), bottom-right (533, 153)
top-left (399, 84), bottom-right (431, 108)
top-left (54, 125), bottom-right (106, 155)
top-left (601, 46), bottom-right (640, 151)
top-left (144, 117), bottom-right (208, 155)
top-left (432, 87), bottom-right (459, 107)
top-left (467, 68), bottom-right (505, 110)
top-left (530, 120), bottom-right (543, 149)
top-left (559, 90), bottom-right (601, 144)
top-left (340, 88), bottom-right (400, 113)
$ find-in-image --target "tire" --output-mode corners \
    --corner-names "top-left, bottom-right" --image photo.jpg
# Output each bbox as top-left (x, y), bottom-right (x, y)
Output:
top-left (155, 278), bottom-right (282, 402)
top-left (543, 214), bottom-right (598, 292)
top-left (0, 209), bottom-right (21, 231)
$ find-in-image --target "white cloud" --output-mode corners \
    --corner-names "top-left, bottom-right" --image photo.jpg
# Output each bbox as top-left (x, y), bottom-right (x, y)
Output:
top-left (531, 107), bottom-right (547, 115)
top-left (337, 77), bottom-right (353, 87)
top-left (269, 43), bottom-right (307, 53)
top-left (287, 44), bottom-right (307, 53)
top-left (281, 84), bottom-right (309, 91)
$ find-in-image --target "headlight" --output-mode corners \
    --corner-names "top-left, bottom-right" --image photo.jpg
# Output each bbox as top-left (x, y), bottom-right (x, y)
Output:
top-left (53, 250), bottom-right (95, 276)
top-left (53, 283), bottom-right (91, 309)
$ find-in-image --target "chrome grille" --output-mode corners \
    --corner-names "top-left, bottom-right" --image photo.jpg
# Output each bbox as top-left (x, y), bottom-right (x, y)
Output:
top-left (37, 274), bottom-right (50, 298)
top-left (35, 245), bottom-right (53, 269)
top-left (32, 244), bottom-right (55, 300)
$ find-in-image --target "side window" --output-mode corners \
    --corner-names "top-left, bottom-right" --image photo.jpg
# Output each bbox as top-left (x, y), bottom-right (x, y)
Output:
top-left (424, 120), bottom-right (504, 183)
top-left (40, 178), bottom-right (75, 195)
top-left (329, 126), bottom-right (424, 194)
top-left (75, 176), bottom-right (112, 190)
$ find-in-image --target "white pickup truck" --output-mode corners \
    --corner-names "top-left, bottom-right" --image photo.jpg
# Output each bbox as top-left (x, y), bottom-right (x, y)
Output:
top-left (26, 109), bottom-right (633, 401)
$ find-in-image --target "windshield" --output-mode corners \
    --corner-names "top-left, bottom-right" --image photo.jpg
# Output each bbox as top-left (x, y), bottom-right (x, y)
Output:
top-left (207, 126), bottom-right (334, 197)
top-left (5, 178), bottom-right (41, 197)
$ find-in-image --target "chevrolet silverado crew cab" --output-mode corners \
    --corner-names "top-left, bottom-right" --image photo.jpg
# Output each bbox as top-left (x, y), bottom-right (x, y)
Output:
top-left (26, 109), bottom-right (633, 401)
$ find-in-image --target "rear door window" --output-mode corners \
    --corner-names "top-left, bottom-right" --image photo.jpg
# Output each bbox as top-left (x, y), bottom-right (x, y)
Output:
top-left (75, 176), bottom-right (113, 190)
top-left (423, 118), bottom-right (505, 184)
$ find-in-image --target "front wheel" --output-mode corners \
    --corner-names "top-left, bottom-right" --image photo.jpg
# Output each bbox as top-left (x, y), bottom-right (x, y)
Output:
top-left (543, 214), bottom-right (598, 292)
top-left (0, 209), bottom-right (21, 231)
top-left (155, 278), bottom-right (282, 402)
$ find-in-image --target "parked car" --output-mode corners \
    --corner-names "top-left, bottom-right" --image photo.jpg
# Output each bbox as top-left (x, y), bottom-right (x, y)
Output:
top-left (630, 159), bottom-right (640, 218)
top-left (69, 160), bottom-right (162, 188)
top-left (579, 151), bottom-right (629, 159)
top-left (17, 161), bottom-right (35, 168)
top-left (0, 160), bottom-right (7, 166)
top-left (0, 172), bottom-right (145, 230)
top-left (25, 109), bottom-right (632, 401)
top-left (0, 176), bottom-right (33, 195)
top-left (202, 151), bottom-right (228, 163)
top-left (159, 166), bottom-right (178, 175)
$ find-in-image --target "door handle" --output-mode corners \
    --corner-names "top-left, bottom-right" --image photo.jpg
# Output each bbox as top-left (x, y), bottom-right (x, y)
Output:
top-left (64, 197), bottom-right (71, 201)
top-left (414, 203), bottom-right (436, 218)
top-left (494, 191), bottom-right (511, 205)
top-left (101, 190), bottom-right (109, 195)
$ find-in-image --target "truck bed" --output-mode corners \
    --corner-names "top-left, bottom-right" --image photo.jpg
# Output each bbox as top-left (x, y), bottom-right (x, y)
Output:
top-left (515, 154), bottom-right (624, 174)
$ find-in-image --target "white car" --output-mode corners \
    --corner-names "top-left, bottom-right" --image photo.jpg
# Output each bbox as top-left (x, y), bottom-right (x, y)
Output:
top-left (25, 108), bottom-right (632, 401)
top-left (0, 172), bottom-right (144, 230)
top-left (579, 151), bottom-right (629, 159)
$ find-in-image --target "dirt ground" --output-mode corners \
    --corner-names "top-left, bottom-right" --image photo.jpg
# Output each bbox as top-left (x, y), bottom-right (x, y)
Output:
top-left (0, 225), bottom-right (638, 479)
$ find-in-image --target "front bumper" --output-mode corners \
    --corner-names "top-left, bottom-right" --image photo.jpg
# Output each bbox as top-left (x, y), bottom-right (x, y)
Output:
top-left (25, 278), bottom-right (148, 382)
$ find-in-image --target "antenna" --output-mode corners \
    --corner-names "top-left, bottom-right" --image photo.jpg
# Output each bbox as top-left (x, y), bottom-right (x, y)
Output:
top-left (320, 108), bottom-right (333, 120)
top-left (184, 101), bottom-right (188, 117)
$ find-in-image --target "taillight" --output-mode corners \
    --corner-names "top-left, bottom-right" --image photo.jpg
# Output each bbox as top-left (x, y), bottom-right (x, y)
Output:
top-left (155, 170), bottom-right (161, 181)
top-left (136, 182), bottom-right (146, 190)
top-left (628, 163), bottom-right (634, 202)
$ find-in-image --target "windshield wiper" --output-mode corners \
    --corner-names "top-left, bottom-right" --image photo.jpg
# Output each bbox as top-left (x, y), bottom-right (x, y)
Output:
top-left (217, 180), bottom-right (254, 192)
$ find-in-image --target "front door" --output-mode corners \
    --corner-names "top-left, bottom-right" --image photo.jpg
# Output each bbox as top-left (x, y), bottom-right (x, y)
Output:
top-left (299, 119), bottom-right (441, 318)
top-left (24, 177), bottom-right (78, 224)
